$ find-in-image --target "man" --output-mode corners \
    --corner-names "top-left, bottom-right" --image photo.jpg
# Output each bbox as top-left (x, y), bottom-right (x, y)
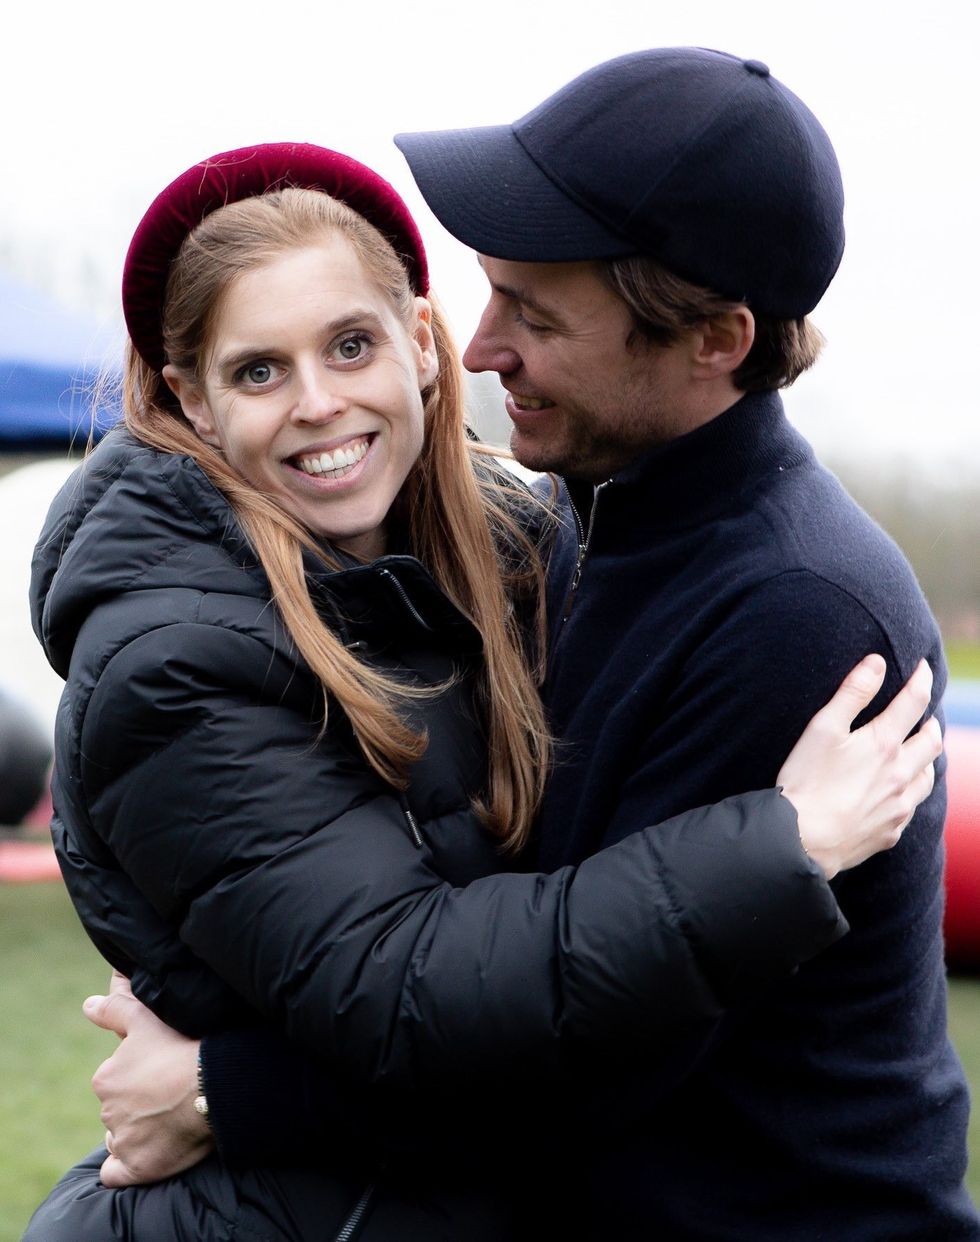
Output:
top-left (390, 47), bottom-right (977, 1238)
top-left (78, 49), bottom-right (976, 1240)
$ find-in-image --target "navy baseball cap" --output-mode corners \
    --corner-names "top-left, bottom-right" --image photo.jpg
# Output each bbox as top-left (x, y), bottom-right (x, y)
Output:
top-left (395, 48), bottom-right (845, 317)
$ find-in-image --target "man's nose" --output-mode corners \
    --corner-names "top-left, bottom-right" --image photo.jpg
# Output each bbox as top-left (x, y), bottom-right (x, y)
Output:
top-left (463, 307), bottom-right (521, 376)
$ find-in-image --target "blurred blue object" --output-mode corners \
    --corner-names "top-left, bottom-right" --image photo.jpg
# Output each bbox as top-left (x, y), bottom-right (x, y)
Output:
top-left (945, 680), bottom-right (980, 728)
top-left (0, 270), bottom-right (122, 448)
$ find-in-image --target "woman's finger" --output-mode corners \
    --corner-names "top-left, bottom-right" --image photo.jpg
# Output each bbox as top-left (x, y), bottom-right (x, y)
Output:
top-left (904, 762), bottom-right (937, 820)
top-left (895, 718), bottom-right (943, 785)
top-left (868, 659), bottom-right (933, 746)
top-left (814, 654), bottom-right (887, 732)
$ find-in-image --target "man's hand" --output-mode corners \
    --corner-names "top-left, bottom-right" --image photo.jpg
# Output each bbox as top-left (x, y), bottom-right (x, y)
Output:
top-left (777, 655), bottom-right (943, 879)
top-left (84, 970), bottom-right (213, 1187)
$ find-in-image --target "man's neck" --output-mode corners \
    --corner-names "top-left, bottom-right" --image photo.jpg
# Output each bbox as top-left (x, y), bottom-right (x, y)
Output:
top-left (570, 385), bottom-right (747, 486)
top-left (672, 382), bottom-right (745, 442)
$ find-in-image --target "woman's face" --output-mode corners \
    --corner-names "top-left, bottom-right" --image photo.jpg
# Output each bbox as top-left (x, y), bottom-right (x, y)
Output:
top-left (166, 237), bottom-right (437, 560)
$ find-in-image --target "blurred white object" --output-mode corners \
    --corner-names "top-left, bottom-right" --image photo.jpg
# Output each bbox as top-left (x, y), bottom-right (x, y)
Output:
top-left (0, 457), bottom-right (77, 730)
top-left (495, 455), bottom-right (540, 485)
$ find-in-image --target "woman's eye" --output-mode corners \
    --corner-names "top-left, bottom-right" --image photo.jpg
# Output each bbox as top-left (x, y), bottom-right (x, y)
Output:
top-left (334, 333), bottom-right (371, 362)
top-left (236, 361), bottom-right (275, 386)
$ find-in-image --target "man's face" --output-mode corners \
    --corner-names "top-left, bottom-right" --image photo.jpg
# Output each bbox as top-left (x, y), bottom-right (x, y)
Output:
top-left (463, 256), bottom-right (694, 480)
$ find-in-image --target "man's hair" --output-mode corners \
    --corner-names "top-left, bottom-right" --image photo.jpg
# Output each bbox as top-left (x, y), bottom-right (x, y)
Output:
top-left (600, 255), bottom-right (824, 391)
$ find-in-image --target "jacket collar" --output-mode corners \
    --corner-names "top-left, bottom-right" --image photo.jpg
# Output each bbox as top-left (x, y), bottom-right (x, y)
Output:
top-left (307, 555), bottom-right (483, 655)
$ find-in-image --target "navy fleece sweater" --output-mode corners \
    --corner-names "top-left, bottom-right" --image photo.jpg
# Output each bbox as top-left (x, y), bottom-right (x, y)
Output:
top-left (537, 389), bottom-right (977, 1240)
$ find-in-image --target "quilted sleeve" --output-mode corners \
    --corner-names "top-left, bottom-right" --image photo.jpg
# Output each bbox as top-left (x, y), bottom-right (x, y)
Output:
top-left (80, 622), bottom-right (845, 1088)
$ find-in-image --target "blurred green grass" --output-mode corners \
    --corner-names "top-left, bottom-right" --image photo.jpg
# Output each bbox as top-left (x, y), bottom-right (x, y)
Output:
top-left (2, 881), bottom-right (109, 1240)
top-left (949, 641), bottom-right (980, 680)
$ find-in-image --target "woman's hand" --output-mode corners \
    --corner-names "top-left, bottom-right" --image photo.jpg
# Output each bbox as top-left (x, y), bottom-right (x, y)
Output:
top-left (777, 655), bottom-right (942, 880)
top-left (83, 970), bottom-right (212, 1187)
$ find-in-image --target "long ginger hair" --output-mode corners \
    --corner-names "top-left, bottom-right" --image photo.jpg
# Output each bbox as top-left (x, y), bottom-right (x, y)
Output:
top-left (124, 188), bottom-right (552, 852)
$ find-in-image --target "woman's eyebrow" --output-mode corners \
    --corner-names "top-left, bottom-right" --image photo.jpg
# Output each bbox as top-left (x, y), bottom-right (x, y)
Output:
top-left (214, 310), bottom-right (386, 372)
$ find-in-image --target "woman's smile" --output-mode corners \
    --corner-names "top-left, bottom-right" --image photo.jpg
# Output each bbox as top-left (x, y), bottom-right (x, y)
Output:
top-left (289, 433), bottom-right (373, 480)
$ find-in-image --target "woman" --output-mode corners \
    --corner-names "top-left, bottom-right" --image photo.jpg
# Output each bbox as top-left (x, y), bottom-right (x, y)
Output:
top-left (24, 143), bottom-right (937, 1242)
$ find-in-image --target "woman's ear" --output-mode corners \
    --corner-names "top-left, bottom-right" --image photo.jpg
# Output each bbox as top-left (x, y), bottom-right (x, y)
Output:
top-left (162, 365), bottom-right (221, 447)
top-left (412, 298), bottom-right (439, 388)
top-left (693, 307), bottom-right (755, 380)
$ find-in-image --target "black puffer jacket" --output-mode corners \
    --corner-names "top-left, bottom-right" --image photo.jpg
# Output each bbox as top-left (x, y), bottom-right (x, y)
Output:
top-left (27, 430), bottom-right (846, 1239)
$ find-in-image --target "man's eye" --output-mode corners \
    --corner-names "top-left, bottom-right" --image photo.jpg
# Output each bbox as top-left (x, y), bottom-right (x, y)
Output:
top-left (515, 312), bottom-right (549, 335)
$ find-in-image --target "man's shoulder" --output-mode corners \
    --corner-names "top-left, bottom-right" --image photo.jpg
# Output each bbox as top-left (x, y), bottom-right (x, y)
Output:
top-left (738, 457), bottom-right (937, 647)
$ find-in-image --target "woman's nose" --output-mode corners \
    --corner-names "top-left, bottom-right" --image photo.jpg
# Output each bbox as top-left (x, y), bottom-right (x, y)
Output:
top-left (292, 368), bottom-right (347, 424)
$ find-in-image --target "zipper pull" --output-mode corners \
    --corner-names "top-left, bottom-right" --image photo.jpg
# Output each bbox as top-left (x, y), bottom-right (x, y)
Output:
top-left (399, 795), bottom-right (424, 849)
top-left (561, 546), bottom-right (588, 621)
top-left (570, 543), bottom-right (587, 592)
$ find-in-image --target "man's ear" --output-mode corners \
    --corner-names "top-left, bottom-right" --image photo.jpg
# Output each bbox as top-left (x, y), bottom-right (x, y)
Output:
top-left (162, 365), bottom-right (221, 447)
top-left (693, 307), bottom-right (755, 379)
top-left (412, 298), bottom-right (439, 389)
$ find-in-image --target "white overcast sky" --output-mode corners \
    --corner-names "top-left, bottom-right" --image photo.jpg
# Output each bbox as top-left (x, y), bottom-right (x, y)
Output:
top-left (2, 0), bottom-right (978, 474)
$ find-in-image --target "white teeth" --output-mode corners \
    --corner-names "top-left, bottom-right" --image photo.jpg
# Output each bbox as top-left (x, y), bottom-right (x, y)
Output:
top-left (514, 396), bottom-right (551, 411)
top-left (295, 437), bottom-right (368, 478)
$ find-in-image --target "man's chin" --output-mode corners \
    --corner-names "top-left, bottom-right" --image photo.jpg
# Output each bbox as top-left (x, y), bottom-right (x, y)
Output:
top-left (509, 428), bottom-right (567, 477)
top-left (511, 436), bottom-right (607, 483)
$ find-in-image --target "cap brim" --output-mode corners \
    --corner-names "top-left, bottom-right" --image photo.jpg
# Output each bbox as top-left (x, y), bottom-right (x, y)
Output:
top-left (394, 125), bottom-right (635, 262)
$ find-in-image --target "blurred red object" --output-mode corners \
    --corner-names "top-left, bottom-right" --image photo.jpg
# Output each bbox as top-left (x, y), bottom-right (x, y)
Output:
top-left (0, 838), bottom-right (61, 883)
top-left (23, 783), bottom-right (53, 829)
top-left (0, 775), bottom-right (57, 883)
top-left (944, 726), bottom-right (980, 970)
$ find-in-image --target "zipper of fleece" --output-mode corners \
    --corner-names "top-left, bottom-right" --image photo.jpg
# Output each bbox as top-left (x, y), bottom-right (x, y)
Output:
top-left (560, 480), bottom-right (609, 622)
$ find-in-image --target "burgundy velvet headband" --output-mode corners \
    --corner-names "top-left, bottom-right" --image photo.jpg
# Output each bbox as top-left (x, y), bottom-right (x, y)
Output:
top-left (122, 142), bottom-right (431, 371)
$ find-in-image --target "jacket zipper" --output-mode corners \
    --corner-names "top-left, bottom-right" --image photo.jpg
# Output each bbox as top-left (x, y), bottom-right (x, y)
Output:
top-left (561, 481), bottom-right (608, 621)
top-left (377, 568), bottom-right (428, 852)
top-left (377, 567), bottom-right (434, 631)
top-left (332, 1181), bottom-right (377, 1242)
top-left (399, 795), bottom-right (425, 849)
